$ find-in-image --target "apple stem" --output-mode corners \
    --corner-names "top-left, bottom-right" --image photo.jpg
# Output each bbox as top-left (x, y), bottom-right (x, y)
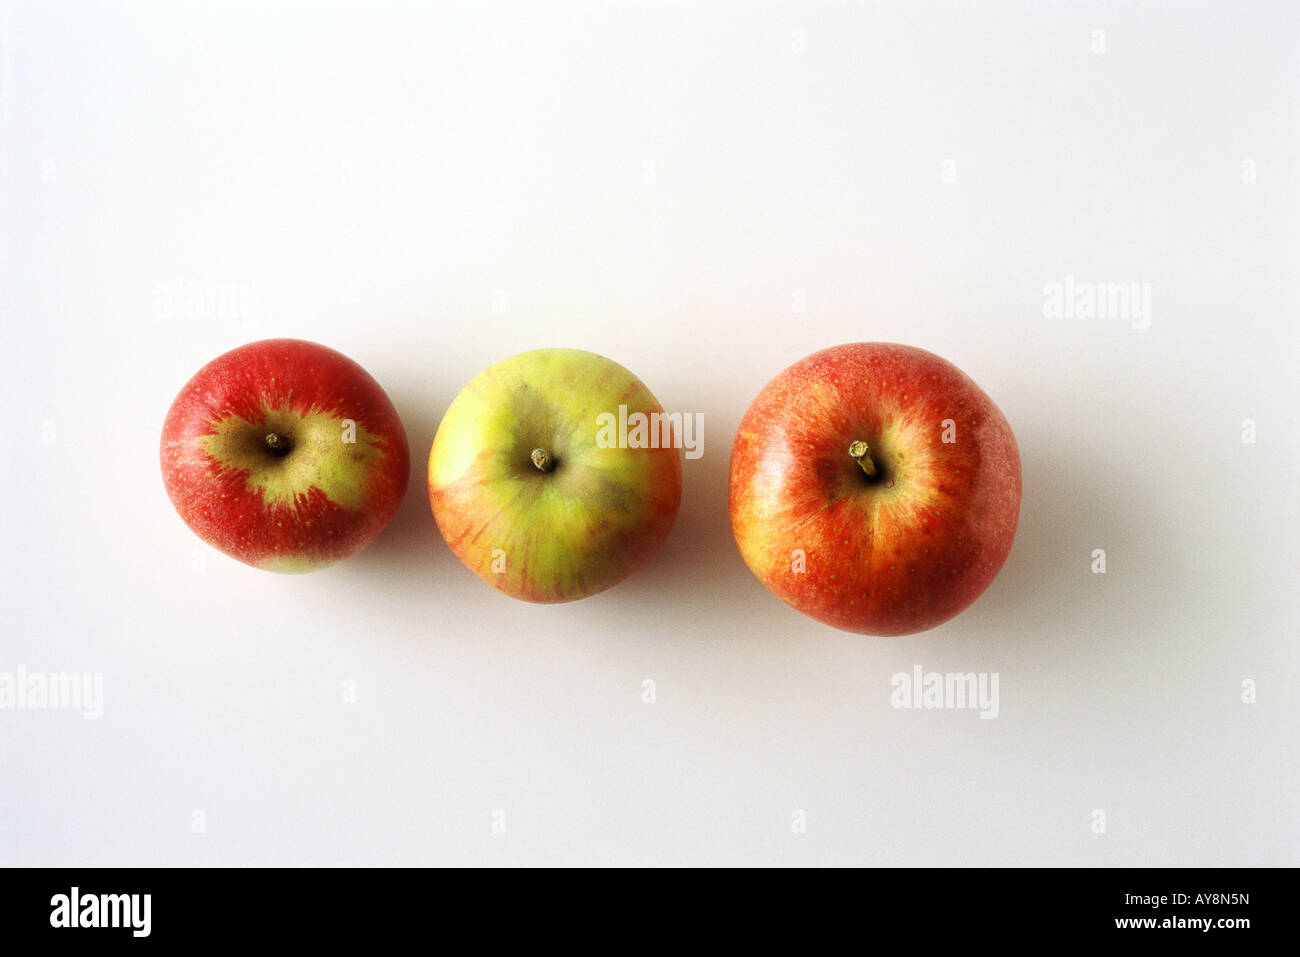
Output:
top-left (848, 440), bottom-right (878, 477)
top-left (530, 448), bottom-right (554, 473)
top-left (265, 432), bottom-right (291, 455)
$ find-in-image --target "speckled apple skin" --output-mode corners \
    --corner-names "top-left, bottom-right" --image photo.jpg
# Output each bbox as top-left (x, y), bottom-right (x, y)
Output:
top-left (729, 343), bottom-right (1021, 636)
top-left (161, 339), bottom-right (410, 572)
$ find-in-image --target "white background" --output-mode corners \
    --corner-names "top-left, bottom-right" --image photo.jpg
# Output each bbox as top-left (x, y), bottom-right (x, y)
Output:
top-left (2, 1), bottom-right (1296, 866)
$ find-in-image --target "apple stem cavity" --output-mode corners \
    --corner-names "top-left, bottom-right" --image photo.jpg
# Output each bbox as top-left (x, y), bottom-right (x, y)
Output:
top-left (848, 440), bottom-right (878, 478)
top-left (530, 448), bottom-right (554, 473)
top-left (264, 432), bottom-right (292, 457)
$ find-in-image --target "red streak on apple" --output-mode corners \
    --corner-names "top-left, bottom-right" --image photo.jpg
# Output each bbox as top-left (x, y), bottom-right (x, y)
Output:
top-left (729, 343), bottom-right (1021, 636)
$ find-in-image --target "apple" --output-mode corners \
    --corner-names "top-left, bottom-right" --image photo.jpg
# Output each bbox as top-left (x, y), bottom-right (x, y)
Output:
top-left (729, 343), bottom-right (1021, 636)
top-left (428, 348), bottom-right (682, 602)
top-left (161, 338), bottom-right (410, 572)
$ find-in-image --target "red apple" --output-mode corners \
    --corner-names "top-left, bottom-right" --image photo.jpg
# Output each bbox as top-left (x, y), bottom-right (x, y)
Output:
top-left (729, 343), bottom-right (1021, 636)
top-left (161, 338), bottom-right (410, 572)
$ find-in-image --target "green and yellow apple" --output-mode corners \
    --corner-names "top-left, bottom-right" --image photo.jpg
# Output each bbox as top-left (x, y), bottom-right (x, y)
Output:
top-left (729, 343), bottom-right (1021, 636)
top-left (428, 348), bottom-right (682, 602)
top-left (161, 338), bottom-right (410, 572)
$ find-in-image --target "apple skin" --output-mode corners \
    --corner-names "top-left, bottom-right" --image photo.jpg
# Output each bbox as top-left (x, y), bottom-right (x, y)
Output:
top-left (161, 338), bottom-right (410, 573)
top-left (428, 348), bottom-right (682, 603)
top-left (729, 343), bottom-right (1021, 636)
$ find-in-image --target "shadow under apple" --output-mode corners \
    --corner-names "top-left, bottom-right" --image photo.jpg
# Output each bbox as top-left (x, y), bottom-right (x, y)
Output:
top-left (351, 378), bottom-right (462, 578)
top-left (941, 426), bottom-right (1180, 653)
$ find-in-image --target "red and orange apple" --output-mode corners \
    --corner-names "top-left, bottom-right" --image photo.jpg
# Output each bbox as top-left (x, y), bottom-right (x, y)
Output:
top-left (729, 343), bottom-right (1021, 636)
top-left (161, 338), bottom-right (410, 572)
